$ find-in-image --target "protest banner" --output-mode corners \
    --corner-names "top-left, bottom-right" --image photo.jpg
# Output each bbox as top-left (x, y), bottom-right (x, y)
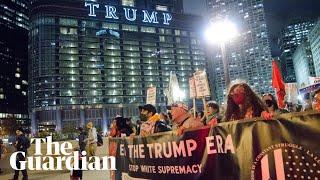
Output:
top-left (194, 71), bottom-right (210, 98)
top-left (109, 111), bottom-right (320, 180)
top-left (146, 87), bottom-right (156, 105)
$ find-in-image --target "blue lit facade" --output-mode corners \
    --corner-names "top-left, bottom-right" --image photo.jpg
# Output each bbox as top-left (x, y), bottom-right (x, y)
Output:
top-left (29, 0), bottom-right (206, 132)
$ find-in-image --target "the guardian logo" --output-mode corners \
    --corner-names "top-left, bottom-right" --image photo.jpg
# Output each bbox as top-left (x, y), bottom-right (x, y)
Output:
top-left (10, 136), bottom-right (116, 171)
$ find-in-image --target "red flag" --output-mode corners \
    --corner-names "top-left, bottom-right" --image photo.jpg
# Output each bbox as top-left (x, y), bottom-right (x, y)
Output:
top-left (272, 60), bottom-right (286, 108)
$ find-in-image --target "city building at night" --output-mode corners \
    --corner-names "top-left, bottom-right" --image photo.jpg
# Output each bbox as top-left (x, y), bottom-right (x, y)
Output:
top-left (278, 20), bottom-right (315, 82)
top-left (29, 0), bottom-right (206, 133)
top-left (292, 39), bottom-right (315, 88)
top-left (0, 0), bottom-right (29, 129)
top-left (206, 0), bottom-right (273, 102)
top-left (309, 19), bottom-right (320, 77)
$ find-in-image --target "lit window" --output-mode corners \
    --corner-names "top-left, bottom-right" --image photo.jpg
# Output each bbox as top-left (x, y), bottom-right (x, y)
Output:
top-left (122, 0), bottom-right (135, 7)
top-left (15, 73), bottom-right (20, 78)
top-left (156, 5), bottom-right (168, 11)
top-left (15, 85), bottom-right (21, 89)
top-left (141, 26), bottom-right (156, 33)
top-left (122, 24), bottom-right (138, 32)
top-left (0, 94), bottom-right (4, 99)
top-left (22, 91), bottom-right (26, 96)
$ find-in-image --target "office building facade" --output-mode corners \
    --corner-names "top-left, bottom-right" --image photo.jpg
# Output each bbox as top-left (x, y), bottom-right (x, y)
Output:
top-left (309, 19), bottom-right (320, 77)
top-left (0, 0), bottom-right (29, 128)
top-left (292, 40), bottom-right (315, 88)
top-left (206, 0), bottom-right (273, 103)
top-left (278, 20), bottom-right (314, 82)
top-left (29, 0), bottom-right (206, 132)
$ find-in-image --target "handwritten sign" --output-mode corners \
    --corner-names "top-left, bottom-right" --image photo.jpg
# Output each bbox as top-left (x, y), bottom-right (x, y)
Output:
top-left (194, 71), bottom-right (210, 97)
top-left (146, 87), bottom-right (156, 105)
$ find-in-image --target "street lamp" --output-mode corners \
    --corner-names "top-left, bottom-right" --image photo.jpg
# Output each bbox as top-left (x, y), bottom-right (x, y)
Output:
top-left (205, 19), bottom-right (238, 86)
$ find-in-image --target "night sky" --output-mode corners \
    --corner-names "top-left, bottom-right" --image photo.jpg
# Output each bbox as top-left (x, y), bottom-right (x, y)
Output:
top-left (183, 0), bottom-right (320, 56)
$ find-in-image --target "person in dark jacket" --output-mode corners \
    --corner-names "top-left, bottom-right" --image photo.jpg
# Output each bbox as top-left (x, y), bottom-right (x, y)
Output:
top-left (77, 127), bottom-right (87, 154)
top-left (110, 117), bottom-right (134, 137)
top-left (11, 127), bottom-right (28, 180)
top-left (72, 127), bottom-right (87, 180)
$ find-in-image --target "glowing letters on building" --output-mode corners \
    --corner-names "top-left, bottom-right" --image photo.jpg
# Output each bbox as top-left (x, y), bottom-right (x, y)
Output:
top-left (84, 2), bottom-right (173, 25)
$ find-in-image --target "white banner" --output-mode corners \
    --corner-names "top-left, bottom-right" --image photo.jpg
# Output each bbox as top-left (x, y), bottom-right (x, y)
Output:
top-left (146, 87), bottom-right (156, 105)
top-left (309, 76), bottom-right (320, 85)
top-left (285, 83), bottom-right (298, 104)
top-left (194, 71), bottom-right (210, 97)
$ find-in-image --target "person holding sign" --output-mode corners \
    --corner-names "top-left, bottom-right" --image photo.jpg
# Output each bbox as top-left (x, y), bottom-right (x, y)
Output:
top-left (167, 102), bottom-right (203, 135)
top-left (225, 82), bottom-right (271, 121)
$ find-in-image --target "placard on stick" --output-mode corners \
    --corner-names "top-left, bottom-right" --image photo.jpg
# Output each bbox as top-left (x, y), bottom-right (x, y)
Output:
top-left (146, 87), bottom-right (156, 105)
top-left (194, 71), bottom-right (210, 98)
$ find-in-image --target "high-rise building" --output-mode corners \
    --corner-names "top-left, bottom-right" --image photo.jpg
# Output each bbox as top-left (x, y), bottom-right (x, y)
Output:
top-left (29, 0), bottom-right (206, 133)
top-left (278, 20), bottom-right (314, 82)
top-left (0, 0), bottom-right (29, 127)
top-left (309, 19), bottom-right (320, 77)
top-left (206, 0), bottom-right (273, 102)
top-left (292, 40), bottom-right (315, 88)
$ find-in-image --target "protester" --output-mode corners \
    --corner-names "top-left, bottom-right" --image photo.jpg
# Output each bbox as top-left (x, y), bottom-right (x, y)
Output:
top-left (71, 127), bottom-right (87, 180)
top-left (77, 127), bottom-right (87, 153)
top-left (262, 93), bottom-right (288, 116)
top-left (196, 111), bottom-right (206, 123)
top-left (109, 119), bottom-right (117, 137)
top-left (0, 138), bottom-right (6, 174)
top-left (11, 127), bottom-right (29, 180)
top-left (135, 120), bottom-right (142, 135)
top-left (139, 104), bottom-right (161, 136)
top-left (159, 112), bottom-right (170, 125)
top-left (312, 89), bottom-right (320, 111)
top-left (155, 112), bottom-right (172, 133)
top-left (205, 101), bottom-right (221, 126)
top-left (122, 118), bottom-right (134, 136)
top-left (225, 82), bottom-right (270, 121)
top-left (168, 102), bottom-right (203, 135)
top-left (125, 117), bottom-right (137, 136)
top-left (85, 122), bottom-right (97, 158)
top-left (109, 117), bottom-right (133, 137)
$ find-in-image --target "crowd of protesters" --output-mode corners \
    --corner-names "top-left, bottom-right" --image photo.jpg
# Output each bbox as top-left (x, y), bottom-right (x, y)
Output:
top-left (108, 81), bottom-right (320, 137)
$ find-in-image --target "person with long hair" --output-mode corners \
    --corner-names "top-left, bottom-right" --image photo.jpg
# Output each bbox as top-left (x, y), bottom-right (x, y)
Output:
top-left (262, 93), bottom-right (288, 116)
top-left (225, 82), bottom-right (271, 121)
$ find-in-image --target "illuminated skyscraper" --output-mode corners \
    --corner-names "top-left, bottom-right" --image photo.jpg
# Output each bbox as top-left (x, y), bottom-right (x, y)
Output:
top-left (206, 0), bottom-right (273, 102)
top-left (0, 0), bottom-right (29, 127)
top-left (309, 19), bottom-right (320, 77)
top-left (29, 0), bottom-right (206, 132)
top-left (278, 20), bottom-right (314, 82)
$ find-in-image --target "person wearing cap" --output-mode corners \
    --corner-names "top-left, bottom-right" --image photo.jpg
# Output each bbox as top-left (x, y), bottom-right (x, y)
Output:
top-left (11, 127), bottom-right (28, 180)
top-left (205, 101), bottom-right (221, 126)
top-left (139, 104), bottom-right (161, 136)
top-left (168, 102), bottom-right (203, 135)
